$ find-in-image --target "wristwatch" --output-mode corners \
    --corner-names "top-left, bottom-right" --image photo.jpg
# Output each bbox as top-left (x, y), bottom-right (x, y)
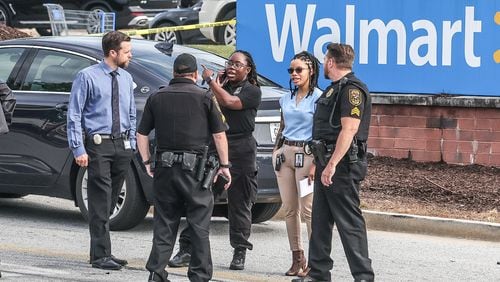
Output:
top-left (205, 73), bottom-right (215, 85)
top-left (220, 162), bottom-right (232, 168)
top-left (143, 159), bottom-right (151, 165)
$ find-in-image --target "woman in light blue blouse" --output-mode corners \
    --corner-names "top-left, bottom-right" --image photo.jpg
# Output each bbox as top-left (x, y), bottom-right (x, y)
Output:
top-left (273, 51), bottom-right (321, 276)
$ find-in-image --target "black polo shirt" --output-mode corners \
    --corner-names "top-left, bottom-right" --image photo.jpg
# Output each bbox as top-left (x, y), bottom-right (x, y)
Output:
top-left (221, 79), bottom-right (261, 135)
top-left (138, 78), bottom-right (228, 153)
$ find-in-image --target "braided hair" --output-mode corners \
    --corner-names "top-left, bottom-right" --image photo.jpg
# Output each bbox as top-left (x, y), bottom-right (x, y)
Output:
top-left (288, 51), bottom-right (320, 99)
top-left (232, 50), bottom-right (260, 87)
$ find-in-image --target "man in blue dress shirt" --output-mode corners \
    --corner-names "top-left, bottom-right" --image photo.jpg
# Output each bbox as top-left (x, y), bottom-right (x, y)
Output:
top-left (67, 31), bottom-right (136, 271)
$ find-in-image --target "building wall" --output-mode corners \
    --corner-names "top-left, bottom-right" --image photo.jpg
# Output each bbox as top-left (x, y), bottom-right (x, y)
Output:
top-left (368, 95), bottom-right (500, 167)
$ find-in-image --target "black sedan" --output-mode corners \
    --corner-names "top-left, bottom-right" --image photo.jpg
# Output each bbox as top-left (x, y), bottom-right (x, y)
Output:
top-left (0, 36), bottom-right (283, 230)
top-left (149, 1), bottom-right (210, 44)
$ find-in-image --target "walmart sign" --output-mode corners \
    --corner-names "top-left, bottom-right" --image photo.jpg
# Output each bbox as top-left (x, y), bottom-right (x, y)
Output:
top-left (237, 0), bottom-right (500, 96)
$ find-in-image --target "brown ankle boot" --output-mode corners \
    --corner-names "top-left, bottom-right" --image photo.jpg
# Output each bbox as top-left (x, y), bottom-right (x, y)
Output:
top-left (297, 266), bottom-right (311, 277)
top-left (285, 250), bottom-right (307, 276)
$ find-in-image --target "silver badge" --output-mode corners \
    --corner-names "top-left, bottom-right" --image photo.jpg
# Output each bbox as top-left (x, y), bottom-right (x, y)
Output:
top-left (93, 134), bottom-right (102, 145)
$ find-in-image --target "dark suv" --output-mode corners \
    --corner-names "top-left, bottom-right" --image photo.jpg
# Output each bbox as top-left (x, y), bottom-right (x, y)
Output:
top-left (0, 0), bottom-right (183, 35)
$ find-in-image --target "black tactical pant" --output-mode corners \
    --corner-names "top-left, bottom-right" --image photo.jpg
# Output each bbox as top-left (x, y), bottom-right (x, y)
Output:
top-left (146, 163), bottom-right (214, 282)
top-left (177, 135), bottom-right (258, 251)
top-left (308, 156), bottom-right (374, 282)
top-left (86, 138), bottom-right (132, 261)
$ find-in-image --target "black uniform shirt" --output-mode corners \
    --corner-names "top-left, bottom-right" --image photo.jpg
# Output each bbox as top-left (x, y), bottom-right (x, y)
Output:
top-left (138, 78), bottom-right (228, 153)
top-left (221, 79), bottom-right (262, 135)
top-left (312, 73), bottom-right (371, 142)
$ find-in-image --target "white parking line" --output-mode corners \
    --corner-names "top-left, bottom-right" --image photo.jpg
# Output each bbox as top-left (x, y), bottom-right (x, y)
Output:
top-left (1, 262), bottom-right (70, 276)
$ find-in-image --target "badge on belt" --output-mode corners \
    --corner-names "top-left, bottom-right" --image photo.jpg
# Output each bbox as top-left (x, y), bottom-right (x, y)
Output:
top-left (93, 134), bottom-right (102, 145)
top-left (124, 139), bottom-right (131, 150)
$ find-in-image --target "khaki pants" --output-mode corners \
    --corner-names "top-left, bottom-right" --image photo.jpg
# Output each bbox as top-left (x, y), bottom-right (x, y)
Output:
top-left (273, 144), bottom-right (313, 251)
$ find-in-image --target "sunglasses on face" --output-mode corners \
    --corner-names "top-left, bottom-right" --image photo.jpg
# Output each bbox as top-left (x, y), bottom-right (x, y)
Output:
top-left (287, 67), bottom-right (305, 74)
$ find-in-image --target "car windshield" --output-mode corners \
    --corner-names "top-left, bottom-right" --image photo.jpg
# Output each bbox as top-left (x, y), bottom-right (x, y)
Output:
top-left (130, 40), bottom-right (281, 88)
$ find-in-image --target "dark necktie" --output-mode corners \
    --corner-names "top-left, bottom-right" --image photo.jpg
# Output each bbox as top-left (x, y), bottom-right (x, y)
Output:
top-left (110, 71), bottom-right (120, 138)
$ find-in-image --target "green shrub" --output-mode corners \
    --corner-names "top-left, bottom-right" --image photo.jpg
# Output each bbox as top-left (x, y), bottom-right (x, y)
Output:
top-left (188, 44), bottom-right (235, 58)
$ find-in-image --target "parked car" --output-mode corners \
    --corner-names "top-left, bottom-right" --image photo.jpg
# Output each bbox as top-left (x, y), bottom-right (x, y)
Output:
top-left (0, 36), bottom-right (283, 230)
top-left (198, 0), bottom-right (236, 45)
top-left (0, 0), bottom-right (182, 35)
top-left (149, 0), bottom-right (210, 44)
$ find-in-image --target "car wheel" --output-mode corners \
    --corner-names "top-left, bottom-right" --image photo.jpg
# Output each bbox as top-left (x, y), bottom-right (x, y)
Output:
top-left (216, 9), bottom-right (236, 46)
top-left (0, 4), bottom-right (9, 26)
top-left (86, 5), bottom-right (109, 34)
top-left (35, 28), bottom-right (52, 36)
top-left (75, 166), bottom-right (150, 231)
top-left (151, 22), bottom-right (182, 44)
top-left (251, 203), bottom-right (282, 223)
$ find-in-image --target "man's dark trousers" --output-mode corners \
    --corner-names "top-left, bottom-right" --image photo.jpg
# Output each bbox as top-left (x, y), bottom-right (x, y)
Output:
top-left (308, 158), bottom-right (374, 281)
top-left (146, 164), bottom-right (214, 282)
top-left (86, 138), bottom-right (132, 261)
top-left (177, 136), bottom-right (257, 251)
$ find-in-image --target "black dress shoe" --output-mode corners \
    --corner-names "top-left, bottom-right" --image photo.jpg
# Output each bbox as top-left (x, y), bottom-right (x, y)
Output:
top-left (110, 255), bottom-right (128, 266)
top-left (148, 271), bottom-right (170, 282)
top-left (168, 248), bottom-right (191, 267)
top-left (291, 276), bottom-right (324, 282)
top-left (229, 247), bottom-right (246, 270)
top-left (91, 257), bottom-right (122, 270)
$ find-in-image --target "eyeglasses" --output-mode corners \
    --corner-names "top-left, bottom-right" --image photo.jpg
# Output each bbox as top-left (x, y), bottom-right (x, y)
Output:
top-left (287, 67), bottom-right (304, 74)
top-left (225, 61), bottom-right (247, 69)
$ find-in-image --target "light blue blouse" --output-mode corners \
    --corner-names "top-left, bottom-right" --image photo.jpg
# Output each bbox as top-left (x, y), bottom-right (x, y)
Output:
top-left (279, 88), bottom-right (322, 141)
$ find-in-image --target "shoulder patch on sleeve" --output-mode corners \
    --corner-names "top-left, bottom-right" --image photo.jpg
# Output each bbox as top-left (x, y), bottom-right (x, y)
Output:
top-left (348, 88), bottom-right (362, 106)
top-left (351, 107), bottom-right (360, 117)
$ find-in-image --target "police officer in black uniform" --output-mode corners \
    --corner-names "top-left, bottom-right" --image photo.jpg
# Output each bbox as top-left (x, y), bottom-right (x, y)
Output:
top-left (137, 53), bottom-right (231, 282)
top-left (294, 43), bottom-right (374, 282)
top-left (169, 50), bottom-right (262, 271)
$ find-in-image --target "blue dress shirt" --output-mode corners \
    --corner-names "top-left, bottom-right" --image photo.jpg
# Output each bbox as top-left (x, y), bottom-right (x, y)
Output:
top-left (279, 88), bottom-right (322, 141)
top-left (67, 61), bottom-right (136, 157)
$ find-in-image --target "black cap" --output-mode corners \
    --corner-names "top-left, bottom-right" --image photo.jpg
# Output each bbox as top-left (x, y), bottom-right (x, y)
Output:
top-left (174, 53), bottom-right (197, 74)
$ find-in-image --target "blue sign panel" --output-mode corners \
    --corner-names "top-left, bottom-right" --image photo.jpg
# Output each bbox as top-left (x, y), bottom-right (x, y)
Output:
top-left (237, 0), bottom-right (500, 96)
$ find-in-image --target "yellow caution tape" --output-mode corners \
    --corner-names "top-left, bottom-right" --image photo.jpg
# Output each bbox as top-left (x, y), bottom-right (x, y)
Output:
top-left (116, 19), bottom-right (237, 37)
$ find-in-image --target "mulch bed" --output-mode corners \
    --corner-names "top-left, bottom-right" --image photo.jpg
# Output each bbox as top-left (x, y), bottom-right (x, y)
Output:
top-left (0, 25), bottom-right (31, 40)
top-left (361, 156), bottom-right (499, 220)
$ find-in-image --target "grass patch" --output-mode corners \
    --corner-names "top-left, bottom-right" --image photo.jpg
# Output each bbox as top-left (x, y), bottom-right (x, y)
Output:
top-left (188, 44), bottom-right (235, 58)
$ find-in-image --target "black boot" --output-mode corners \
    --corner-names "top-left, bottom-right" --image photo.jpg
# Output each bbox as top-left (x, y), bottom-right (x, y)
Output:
top-left (168, 247), bottom-right (191, 267)
top-left (148, 270), bottom-right (170, 282)
top-left (229, 247), bottom-right (246, 270)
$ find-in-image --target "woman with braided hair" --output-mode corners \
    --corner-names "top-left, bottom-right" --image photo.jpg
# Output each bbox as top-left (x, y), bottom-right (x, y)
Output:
top-left (273, 50), bottom-right (321, 276)
top-left (205, 51), bottom-right (261, 270)
top-left (169, 50), bottom-right (262, 271)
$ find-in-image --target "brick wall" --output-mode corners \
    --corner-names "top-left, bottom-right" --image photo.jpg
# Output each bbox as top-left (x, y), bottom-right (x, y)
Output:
top-left (368, 103), bottom-right (500, 167)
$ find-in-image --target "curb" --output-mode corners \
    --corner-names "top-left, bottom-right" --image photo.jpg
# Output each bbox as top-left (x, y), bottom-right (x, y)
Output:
top-left (363, 210), bottom-right (500, 242)
top-left (272, 208), bottom-right (500, 242)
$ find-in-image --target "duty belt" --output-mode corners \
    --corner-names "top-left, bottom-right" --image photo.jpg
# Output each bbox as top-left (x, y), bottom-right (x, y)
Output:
top-left (283, 139), bottom-right (307, 147)
top-left (156, 151), bottom-right (200, 172)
